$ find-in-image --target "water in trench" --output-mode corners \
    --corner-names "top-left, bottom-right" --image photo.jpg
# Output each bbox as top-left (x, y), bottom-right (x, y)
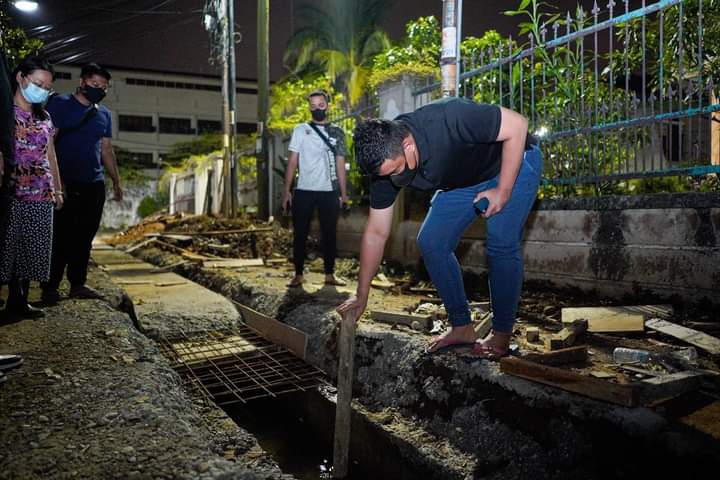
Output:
top-left (226, 389), bottom-right (431, 480)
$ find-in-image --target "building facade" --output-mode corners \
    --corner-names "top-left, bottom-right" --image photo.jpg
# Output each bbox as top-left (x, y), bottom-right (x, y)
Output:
top-left (51, 65), bottom-right (258, 166)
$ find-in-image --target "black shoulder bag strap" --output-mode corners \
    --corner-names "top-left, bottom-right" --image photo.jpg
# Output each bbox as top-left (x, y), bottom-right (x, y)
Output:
top-left (55, 104), bottom-right (98, 145)
top-left (307, 122), bottom-right (340, 192)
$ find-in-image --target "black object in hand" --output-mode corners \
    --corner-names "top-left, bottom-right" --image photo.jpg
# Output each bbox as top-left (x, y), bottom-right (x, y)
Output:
top-left (474, 197), bottom-right (489, 213)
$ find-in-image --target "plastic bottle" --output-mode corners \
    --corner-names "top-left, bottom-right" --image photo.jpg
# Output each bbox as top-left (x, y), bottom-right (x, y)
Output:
top-left (612, 346), bottom-right (698, 366)
top-left (612, 347), bottom-right (652, 364)
top-left (668, 347), bottom-right (698, 365)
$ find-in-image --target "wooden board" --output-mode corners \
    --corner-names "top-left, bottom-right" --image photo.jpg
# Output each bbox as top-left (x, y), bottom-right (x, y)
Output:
top-left (561, 306), bottom-right (651, 333)
top-left (172, 335), bottom-right (257, 363)
top-left (174, 227), bottom-right (273, 236)
top-left (473, 313), bottom-right (492, 339)
top-left (521, 346), bottom-right (588, 366)
top-left (645, 318), bottom-right (720, 355)
top-left (204, 258), bottom-right (265, 268)
top-left (500, 357), bottom-right (636, 407)
top-left (638, 371), bottom-right (706, 404)
top-left (546, 320), bottom-right (587, 350)
top-left (154, 281), bottom-right (188, 287)
top-left (233, 302), bottom-right (307, 359)
top-left (125, 238), bottom-right (157, 253)
top-left (525, 327), bottom-right (540, 342)
top-left (370, 310), bottom-right (433, 331)
top-left (333, 311), bottom-right (356, 478)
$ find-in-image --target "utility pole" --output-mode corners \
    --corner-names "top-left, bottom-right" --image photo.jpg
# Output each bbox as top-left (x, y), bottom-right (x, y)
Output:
top-left (256, 0), bottom-right (270, 220)
top-left (441, 0), bottom-right (462, 97)
top-left (220, 0), bottom-right (238, 217)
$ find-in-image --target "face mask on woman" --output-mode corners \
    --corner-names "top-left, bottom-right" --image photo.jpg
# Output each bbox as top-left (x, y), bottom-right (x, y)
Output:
top-left (21, 80), bottom-right (51, 104)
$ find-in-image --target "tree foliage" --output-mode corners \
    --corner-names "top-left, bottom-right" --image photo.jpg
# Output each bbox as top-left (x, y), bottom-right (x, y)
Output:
top-left (0, 1), bottom-right (43, 69)
top-left (283, 0), bottom-right (392, 107)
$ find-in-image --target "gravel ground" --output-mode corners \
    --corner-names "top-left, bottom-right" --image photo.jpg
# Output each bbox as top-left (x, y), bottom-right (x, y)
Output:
top-left (0, 267), bottom-right (293, 480)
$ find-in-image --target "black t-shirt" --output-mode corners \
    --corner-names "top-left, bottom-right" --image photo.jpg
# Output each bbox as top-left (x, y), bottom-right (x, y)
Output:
top-left (369, 97), bottom-right (533, 209)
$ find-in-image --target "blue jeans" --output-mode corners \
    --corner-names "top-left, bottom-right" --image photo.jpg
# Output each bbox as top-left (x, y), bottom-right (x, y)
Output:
top-left (416, 146), bottom-right (542, 333)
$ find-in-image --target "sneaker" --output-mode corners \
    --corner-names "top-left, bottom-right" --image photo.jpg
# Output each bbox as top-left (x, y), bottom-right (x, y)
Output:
top-left (68, 285), bottom-right (103, 300)
top-left (40, 288), bottom-right (61, 305)
top-left (0, 354), bottom-right (23, 371)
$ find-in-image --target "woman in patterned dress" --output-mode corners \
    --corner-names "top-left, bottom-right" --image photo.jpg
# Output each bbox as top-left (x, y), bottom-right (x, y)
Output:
top-left (0, 56), bottom-right (62, 319)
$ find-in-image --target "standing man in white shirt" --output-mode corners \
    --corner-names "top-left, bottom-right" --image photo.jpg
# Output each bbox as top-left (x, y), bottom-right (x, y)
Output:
top-left (281, 90), bottom-right (349, 287)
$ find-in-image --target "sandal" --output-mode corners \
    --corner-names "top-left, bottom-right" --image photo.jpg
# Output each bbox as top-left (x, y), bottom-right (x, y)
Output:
top-left (287, 276), bottom-right (305, 288)
top-left (324, 275), bottom-right (347, 286)
top-left (462, 342), bottom-right (509, 361)
top-left (424, 337), bottom-right (477, 355)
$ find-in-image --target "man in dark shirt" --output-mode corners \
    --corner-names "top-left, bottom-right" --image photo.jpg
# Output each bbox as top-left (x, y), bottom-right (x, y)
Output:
top-left (41, 63), bottom-right (122, 304)
top-left (337, 98), bottom-right (542, 358)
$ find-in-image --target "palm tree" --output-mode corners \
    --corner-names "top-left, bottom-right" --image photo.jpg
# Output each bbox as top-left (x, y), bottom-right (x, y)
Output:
top-left (284, 0), bottom-right (393, 108)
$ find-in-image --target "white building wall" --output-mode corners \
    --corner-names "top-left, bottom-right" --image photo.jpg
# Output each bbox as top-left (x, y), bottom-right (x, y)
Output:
top-left (51, 66), bottom-right (258, 166)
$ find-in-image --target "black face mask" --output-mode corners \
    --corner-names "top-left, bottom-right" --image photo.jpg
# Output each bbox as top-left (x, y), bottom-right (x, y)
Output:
top-left (389, 160), bottom-right (417, 188)
top-left (311, 108), bottom-right (327, 122)
top-left (82, 85), bottom-right (106, 104)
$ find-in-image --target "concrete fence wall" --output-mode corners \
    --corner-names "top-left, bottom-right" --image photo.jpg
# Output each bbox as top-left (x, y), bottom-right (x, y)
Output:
top-left (326, 193), bottom-right (719, 303)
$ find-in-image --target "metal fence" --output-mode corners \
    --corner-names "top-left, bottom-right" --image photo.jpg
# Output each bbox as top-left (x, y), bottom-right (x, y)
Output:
top-left (414, 0), bottom-right (719, 195)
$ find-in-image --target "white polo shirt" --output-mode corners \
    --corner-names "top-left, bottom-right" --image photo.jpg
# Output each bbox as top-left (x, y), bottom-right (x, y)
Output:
top-left (288, 122), bottom-right (346, 192)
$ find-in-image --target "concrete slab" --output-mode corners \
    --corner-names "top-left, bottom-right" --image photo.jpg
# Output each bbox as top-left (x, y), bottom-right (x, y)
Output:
top-left (91, 245), bottom-right (240, 338)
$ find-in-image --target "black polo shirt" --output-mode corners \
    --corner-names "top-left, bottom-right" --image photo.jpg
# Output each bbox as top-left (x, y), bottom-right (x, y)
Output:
top-left (369, 97), bottom-right (534, 209)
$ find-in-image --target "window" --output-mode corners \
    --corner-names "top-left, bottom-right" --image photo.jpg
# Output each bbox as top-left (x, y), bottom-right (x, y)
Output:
top-left (55, 71), bottom-right (72, 80)
top-left (126, 77), bottom-right (221, 92)
top-left (119, 115), bottom-right (155, 133)
top-left (159, 117), bottom-right (195, 135)
top-left (198, 119), bottom-right (221, 134)
top-left (128, 152), bottom-right (155, 166)
top-left (236, 122), bottom-right (256, 134)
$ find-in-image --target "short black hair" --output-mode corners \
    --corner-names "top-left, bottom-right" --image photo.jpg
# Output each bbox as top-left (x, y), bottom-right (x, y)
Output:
top-left (353, 119), bottom-right (409, 175)
top-left (80, 63), bottom-right (111, 81)
top-left (307, 89), bottom-right (328, 102)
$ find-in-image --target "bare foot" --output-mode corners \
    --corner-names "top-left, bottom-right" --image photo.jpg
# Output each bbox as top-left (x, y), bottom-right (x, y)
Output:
top-left (481, 330), bottom-right (512, 351)
top-left (426, 324), bottom-right (477, 353)
top-left (288, 275), bottom-right (304, 287)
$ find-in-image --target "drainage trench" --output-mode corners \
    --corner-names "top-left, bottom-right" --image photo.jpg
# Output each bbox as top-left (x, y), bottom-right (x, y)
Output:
top-left (158, 328), bottom-right (450, 479)
top-left (132, 247), bottom-right (720, 479)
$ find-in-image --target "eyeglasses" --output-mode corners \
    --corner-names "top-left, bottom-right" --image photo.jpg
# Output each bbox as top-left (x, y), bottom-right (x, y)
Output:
top-left (26, 77), bottom-right (54, 95)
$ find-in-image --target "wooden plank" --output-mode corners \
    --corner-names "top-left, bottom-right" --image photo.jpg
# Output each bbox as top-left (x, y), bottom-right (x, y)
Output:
top-left (500, 357), bottom-right (636, 407)
top-left (473, 312), bottom-right (492, 339)
top-left (526, 327), bottom-right (540, 342)
top-left (116, 280), bottom-right (153, 285)
top-left (561, 306), bottom-right (651, 333)
top-left (125, 238), bottom-right (157, 253)
top-left (646, 318), bottom-right (720, 355)
top-left (546, 320), bottom-right (587, 350)
top-left (409, 286), bottom-right (437, 295)
top-left (370, 310), bottom-right (433, 331)
top-left (264, 258), bottom-right (287, 266)
top-left (333, 311), bottom-right (356, 478)
top-left (638, 371), bottom-right (706, 404)
top-left (521, 345), bottom-right (588, 366)
top-left (154, 281), bottom-right (188, 287)
top-left (203, 258), bottom-right (265, 268)
top-left (233, 302), bottom-right (307, 359)
top-left (172, 227), bottom-right (273, 236)
top-left (172, 335), bottom-right (257, 363)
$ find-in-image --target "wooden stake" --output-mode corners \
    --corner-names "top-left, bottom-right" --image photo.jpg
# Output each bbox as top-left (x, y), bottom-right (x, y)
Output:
top-left (333, 311), bottom-right (356, 478)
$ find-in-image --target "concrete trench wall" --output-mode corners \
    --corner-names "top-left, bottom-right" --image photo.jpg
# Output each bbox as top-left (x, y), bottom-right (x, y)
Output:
top-left (134, 248), bottom-right (720, 479)
top-left (325, 192), bottom-right (720, 304)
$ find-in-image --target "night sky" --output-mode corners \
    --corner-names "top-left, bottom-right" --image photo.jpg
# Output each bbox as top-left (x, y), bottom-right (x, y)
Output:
top-left (10, 0), bottom-right (642, 80)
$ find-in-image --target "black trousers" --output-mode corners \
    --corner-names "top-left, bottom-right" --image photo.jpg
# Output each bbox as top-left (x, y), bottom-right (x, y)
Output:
top-left (291, 189), bottom-right (339, 276)
top-left (45, 181), bottom-right (105, 290)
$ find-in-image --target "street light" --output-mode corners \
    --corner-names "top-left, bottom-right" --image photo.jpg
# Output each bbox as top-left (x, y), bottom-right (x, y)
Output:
top-left (13, 1), bottom-right (39, 12)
